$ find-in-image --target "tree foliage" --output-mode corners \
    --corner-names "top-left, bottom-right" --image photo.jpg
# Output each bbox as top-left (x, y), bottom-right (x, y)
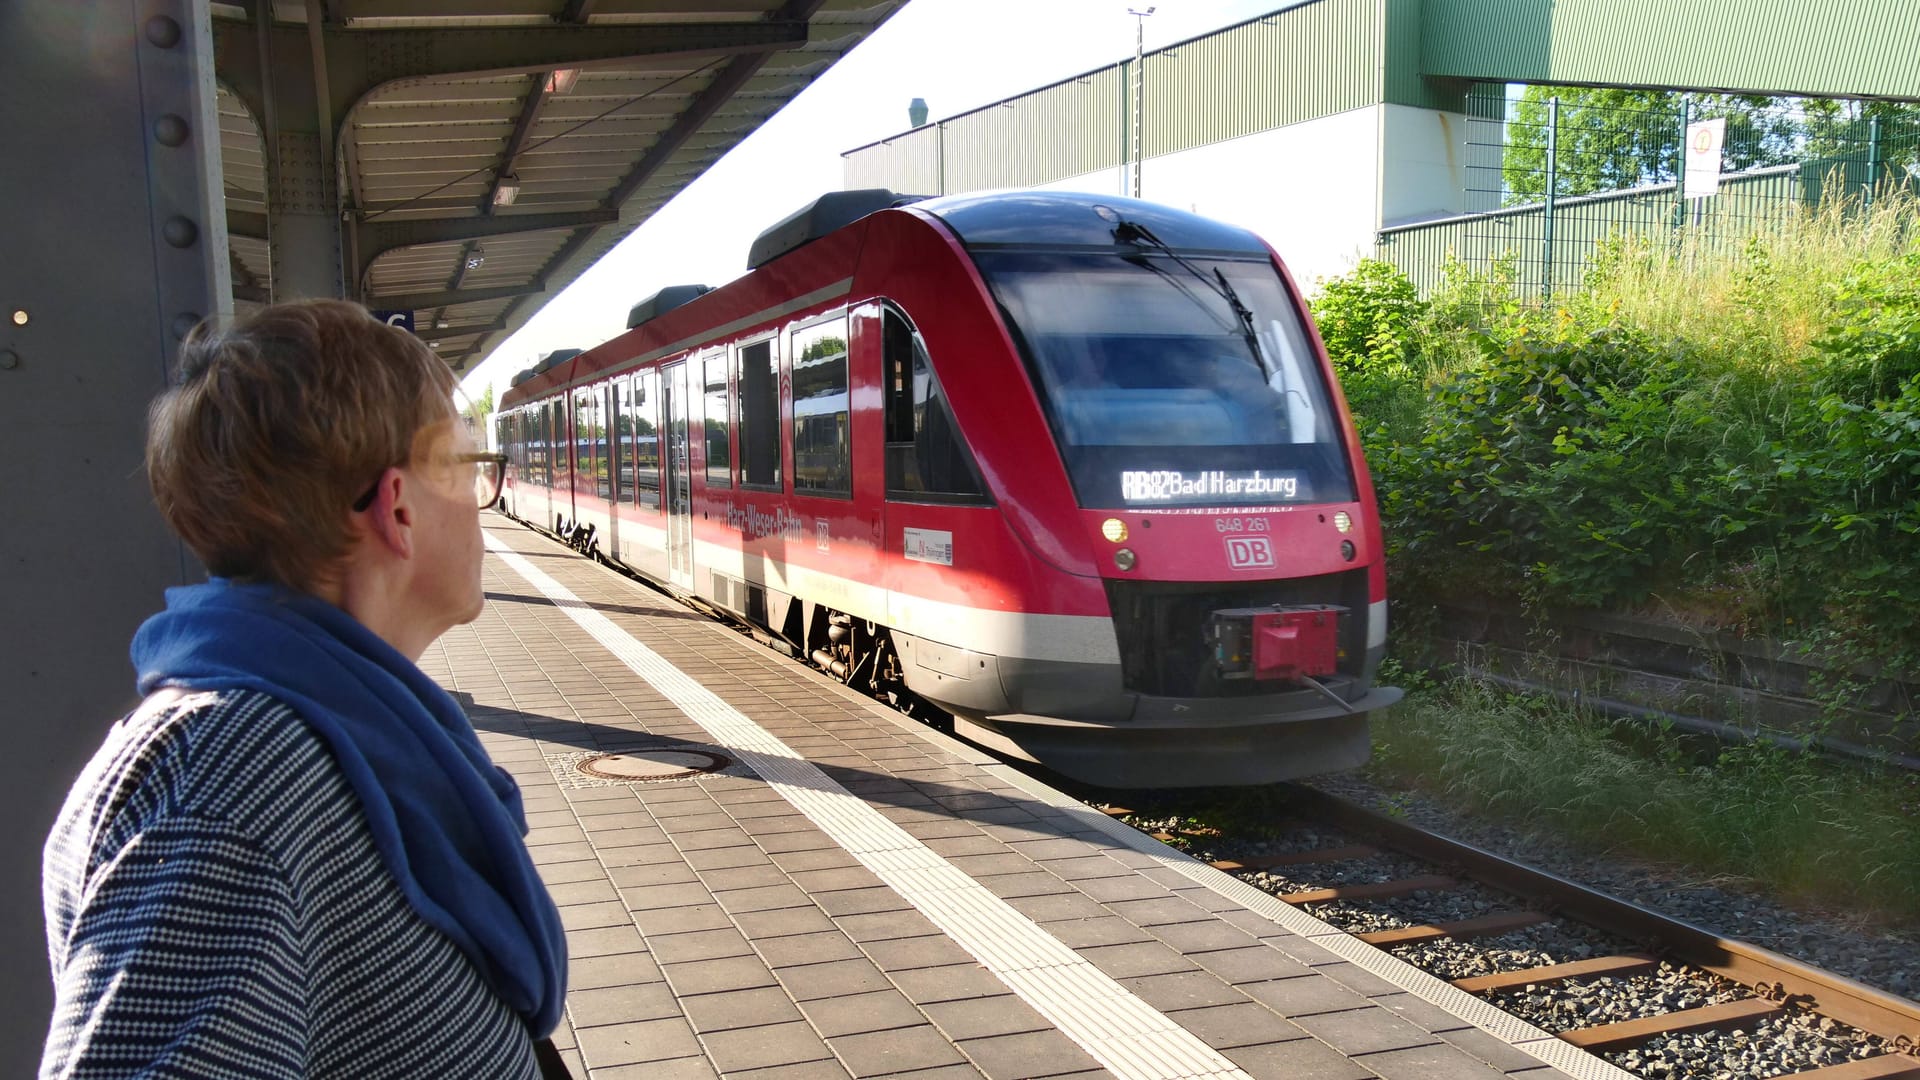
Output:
top-left (1502, 86), bottom-right (1920, 206)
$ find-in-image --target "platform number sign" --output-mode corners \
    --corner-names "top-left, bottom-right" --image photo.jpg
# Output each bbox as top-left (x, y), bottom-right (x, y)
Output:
top-left (372, 309), bottom-right (416, 334)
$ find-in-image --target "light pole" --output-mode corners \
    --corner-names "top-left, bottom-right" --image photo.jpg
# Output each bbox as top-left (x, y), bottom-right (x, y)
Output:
top-left (1128, 6), bottom-right (1154, 198)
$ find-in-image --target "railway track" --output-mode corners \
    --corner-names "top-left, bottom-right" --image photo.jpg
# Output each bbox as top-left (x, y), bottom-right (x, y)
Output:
top-left (1097, 786), bottom-right (1920, 1080)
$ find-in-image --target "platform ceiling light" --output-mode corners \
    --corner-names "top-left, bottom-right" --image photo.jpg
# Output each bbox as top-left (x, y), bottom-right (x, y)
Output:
top-left (492, 176), bottom-right (520, 207)
top-left (1101, 518), bottom-right (1128, 543)
top-left (546, 68), bottom-right (581, 95)
top-left (1333, 511), bottom-right (1352, 533)
top-left (465, 246), bottom-right (486, 271)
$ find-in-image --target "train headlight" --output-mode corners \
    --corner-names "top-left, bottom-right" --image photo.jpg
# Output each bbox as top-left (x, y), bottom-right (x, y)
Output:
top-left (1340, 540), bottom-right (1357, 562)
top-left (1101, 518), bottom-right (1128, 543)
top-left (1114, 548), bottom-right (1137, 571)
top-left (1333, 511), bottom-right (1353, 533)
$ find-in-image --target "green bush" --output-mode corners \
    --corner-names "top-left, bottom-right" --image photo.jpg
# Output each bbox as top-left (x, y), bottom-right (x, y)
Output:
top-left (1310, 260), bottom-right (1434, 445)
top-left (1320, 193), bottom-right (1920, 660)
top-left (1810, 251), bottom-right (1920, 403)
top-left (1374, 324), bottom-right (1714, 606)
top-left (1311, 258), bottom-right (1426, 377)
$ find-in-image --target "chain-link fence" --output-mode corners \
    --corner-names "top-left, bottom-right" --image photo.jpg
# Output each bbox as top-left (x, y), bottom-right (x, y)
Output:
top-left (1379, 86), bottom-right (1920, 299)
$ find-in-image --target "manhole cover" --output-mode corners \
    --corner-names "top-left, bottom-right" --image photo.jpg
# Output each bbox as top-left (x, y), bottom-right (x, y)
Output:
top-left (575, 750), bottom-right (730, 783)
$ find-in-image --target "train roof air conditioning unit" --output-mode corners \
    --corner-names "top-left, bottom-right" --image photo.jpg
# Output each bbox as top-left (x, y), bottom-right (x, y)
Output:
top-left (746, 189), bottom-right (926, 270)
top-left (627, 284), bottom-right (712, 330)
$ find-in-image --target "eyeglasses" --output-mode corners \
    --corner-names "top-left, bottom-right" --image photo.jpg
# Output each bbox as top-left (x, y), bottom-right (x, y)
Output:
top-left (352, 451), bottom-right (509, 512)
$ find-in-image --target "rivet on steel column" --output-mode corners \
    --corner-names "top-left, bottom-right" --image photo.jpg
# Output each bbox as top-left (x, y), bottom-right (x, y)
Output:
top-left (153, 114), bottom-right (190, 147)
top-left (145, 15), bottom-right (182, 49)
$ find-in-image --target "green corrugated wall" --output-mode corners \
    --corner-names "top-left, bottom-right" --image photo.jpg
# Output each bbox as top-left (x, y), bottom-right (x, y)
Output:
top-left (1144, 0), bottom-right (1383, 158)
top-left (1419, 0), bottom-right (1920, 101)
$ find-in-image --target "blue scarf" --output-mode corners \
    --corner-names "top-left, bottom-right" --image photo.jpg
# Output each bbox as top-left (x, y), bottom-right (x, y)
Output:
top-left (130, 579), bottom-right (567, 1034)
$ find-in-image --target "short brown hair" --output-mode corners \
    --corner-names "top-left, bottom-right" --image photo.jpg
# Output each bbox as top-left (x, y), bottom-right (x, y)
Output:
top-left (147, 300), bottom-right (455, 591)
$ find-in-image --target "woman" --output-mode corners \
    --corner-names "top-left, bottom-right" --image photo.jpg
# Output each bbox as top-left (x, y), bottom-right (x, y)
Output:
top-left (40, 301), bottom-right (567, 1078)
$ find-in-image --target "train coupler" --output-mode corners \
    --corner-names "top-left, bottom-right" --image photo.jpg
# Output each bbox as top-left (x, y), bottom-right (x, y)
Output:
top-left (1206, 604), bottom-right (1346, 682)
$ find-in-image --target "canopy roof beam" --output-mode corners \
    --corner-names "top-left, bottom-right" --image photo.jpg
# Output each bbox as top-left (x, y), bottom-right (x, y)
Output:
top-left (214, 19), bottom-right (809, 128)
top-left (368, 282), bottom-right (547, 310)
top-left (356, 208), bottom-right (618, 273)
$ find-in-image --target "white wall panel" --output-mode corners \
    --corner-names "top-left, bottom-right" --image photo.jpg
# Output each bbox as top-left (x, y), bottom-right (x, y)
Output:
top-left (1033, 107), bottom-right (1385, 292)
top-left (1379, 103), bottom-right (1473, 226)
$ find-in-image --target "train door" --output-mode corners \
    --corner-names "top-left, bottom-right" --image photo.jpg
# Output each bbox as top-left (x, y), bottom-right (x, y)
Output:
top-left (663, 360), bottom-right (694, 590)
top-left (603, 379), bottom-right (622, 558)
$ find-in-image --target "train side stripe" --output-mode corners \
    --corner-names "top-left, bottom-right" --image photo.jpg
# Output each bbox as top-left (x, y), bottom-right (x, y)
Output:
top-left (486, 533), bottom-right (1252, 1080)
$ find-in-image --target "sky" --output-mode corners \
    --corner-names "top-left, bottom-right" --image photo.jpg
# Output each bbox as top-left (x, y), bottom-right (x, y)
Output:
top-left (459, 0), bottom-right (1287, 403)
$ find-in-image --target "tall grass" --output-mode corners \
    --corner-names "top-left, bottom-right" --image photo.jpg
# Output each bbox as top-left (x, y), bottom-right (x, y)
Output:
top-left (1367, 666), bottom-right (1920, 926)
top-left (1574, 190), bottom-right (1920, 373)
top-left (1385, 188), bottom-right (1920, 412)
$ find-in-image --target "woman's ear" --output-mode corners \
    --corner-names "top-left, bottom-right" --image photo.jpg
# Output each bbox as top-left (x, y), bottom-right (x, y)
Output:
top-left (357, 468), bottom-right (415, 561)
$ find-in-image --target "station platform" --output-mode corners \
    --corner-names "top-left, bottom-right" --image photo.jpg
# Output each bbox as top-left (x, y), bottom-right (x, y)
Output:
top-left (412, 516), bottom-right (1625, 1080)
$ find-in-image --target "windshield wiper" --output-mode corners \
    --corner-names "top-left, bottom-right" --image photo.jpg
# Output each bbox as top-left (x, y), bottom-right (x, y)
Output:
top-left (1113, 218), bottom-right (1270, 378)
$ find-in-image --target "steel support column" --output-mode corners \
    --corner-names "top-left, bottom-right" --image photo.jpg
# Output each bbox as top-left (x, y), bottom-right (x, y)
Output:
top-left (0, 0), bottom-right (226, 1071)
top-left (253, 0), bottom-right (344, 299)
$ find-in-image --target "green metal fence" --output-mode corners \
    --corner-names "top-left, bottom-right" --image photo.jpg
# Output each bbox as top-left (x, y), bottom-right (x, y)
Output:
top-left (1379, 87), bottom-right (1920, 298)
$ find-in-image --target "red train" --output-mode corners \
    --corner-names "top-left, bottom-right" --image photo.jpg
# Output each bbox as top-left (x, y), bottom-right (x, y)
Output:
top-left (494, 189), bottom-right (1400, 787)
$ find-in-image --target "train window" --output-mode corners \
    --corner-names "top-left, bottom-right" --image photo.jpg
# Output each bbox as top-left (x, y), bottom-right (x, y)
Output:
top-left (882, 307), bottom-right (988, 503)
top-left (737, 338), bottom-right (780, 489)
top-left (613, 378), bottom-right (634, 504)
top-left (703, 351), bottom-right (732, 488)
top-left (597, 385), bottom-right (615, 500)
top-left (531, 406), bottom-right (543, 486)
top-left (632, 372), bottom-right (661, 510)
top-left (541, 401), bottom-right (556, 489)
top-left (508, 411), bottom-right (521, 481)
top-left (572, 391), bottom-right (592, 498)
top-left (790, 317), bottom-right (851, 497)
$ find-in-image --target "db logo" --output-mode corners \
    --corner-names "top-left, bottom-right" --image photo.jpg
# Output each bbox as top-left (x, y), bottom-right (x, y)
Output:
top-left (1225, 535), bottom-right (1275, 569)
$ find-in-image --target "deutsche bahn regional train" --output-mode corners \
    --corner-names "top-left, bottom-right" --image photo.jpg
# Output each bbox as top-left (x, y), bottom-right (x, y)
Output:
top-left (494, 189), bottom-right (1400, 787)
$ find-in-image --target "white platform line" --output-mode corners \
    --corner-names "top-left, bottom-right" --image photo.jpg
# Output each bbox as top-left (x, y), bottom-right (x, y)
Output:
top-left (488, 535), bottom-right (1253, 1080)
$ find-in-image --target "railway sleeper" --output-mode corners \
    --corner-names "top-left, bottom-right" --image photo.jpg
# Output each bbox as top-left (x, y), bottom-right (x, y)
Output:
top-left (1780, 1054), bottom-right (1920, 1079)
top-left (1281, 873), bottom-right (1457, 906)
top-left (1452, 953), bottom-right (1661, 994)
top-left (1209, 844), bottom-right (1381, 873)
top-left (1355, 909), bottom-right (1551, 947)
top-left (1559, 997), bottom-right (1783, 1053)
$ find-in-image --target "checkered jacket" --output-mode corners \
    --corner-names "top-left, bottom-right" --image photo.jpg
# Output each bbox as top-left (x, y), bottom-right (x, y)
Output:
top-left (42, 688), bottom-right (541, 1079)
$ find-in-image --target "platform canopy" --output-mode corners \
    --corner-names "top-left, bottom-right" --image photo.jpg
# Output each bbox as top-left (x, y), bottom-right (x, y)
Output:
top-left (214, 0), bottom-right (903, 371)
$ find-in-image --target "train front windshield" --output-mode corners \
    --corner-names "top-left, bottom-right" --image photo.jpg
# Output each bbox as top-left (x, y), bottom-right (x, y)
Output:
top-left (977, 250), bottom-right (1356, 510)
